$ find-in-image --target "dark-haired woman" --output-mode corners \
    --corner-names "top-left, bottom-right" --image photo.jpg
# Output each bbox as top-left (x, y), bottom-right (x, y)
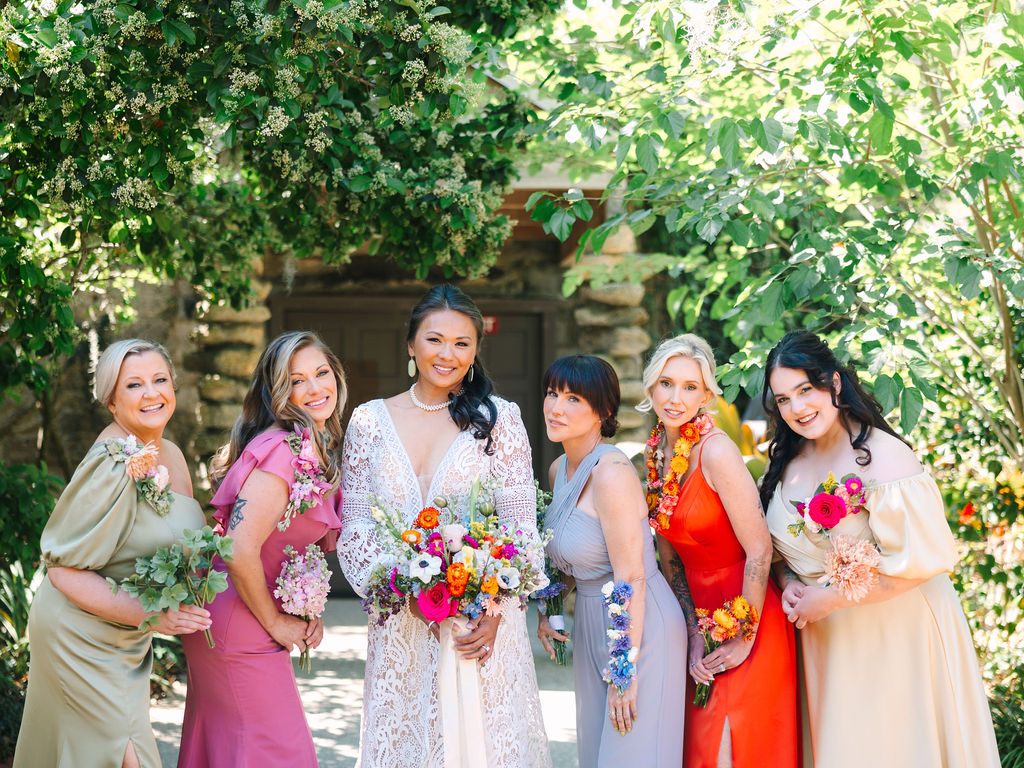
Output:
top-left (178, 331), bottom-right (345, 767)
top-left (337, 285), bottom-right (550, 768)
top-left (761, 330), bottom-right (998, 768)
top-left (537, 354), bottom-right (686, 768)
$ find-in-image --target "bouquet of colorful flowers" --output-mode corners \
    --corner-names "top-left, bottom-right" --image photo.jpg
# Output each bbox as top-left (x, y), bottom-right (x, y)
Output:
top-left (109, 526), bottom-right (234, 648)
top-left (360, 478), bottom-right (549, 628)
top-left (787, 472), bottom-right (867, 539)
top-left (279, 427), bottom-right (334, 531)
top-left (531, 481), bottom-right (569, 665)
top-left (105, 434), bottom-right (172, 516)
top-left (600, 580), bottom-right (637, 694)
top-left (274, 543), bottom-right (332, 672)
top-left (692, 595), bottom-right (759, 706)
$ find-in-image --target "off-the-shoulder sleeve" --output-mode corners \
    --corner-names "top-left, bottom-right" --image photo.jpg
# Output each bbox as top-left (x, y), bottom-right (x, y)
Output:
top-left (210, 429), bottom-right (305, 531)
top-left (866, 472), bottom-right (957, 579)
top-left (41, 443), bottom-right (139, 571)
top-left (337, 405), bottom-right (385, 596)
top-left (490, 399), bottom-right (540, 535)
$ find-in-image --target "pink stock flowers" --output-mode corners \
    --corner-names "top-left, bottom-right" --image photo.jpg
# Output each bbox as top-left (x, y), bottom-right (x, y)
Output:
top-left (279, 427), bottom-right (332, 531)
top-left (274, 543), bottom-right (332, 673)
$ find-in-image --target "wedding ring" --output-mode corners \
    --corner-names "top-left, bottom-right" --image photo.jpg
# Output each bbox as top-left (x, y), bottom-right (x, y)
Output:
top-left (482, 644), bottom-right (490, 652)
top-left (718, 663), bottom-right (726, 673)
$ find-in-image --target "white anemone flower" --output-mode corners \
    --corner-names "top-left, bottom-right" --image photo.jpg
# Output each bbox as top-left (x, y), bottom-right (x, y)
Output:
top-left (409, 554), bottom-right (442, 583)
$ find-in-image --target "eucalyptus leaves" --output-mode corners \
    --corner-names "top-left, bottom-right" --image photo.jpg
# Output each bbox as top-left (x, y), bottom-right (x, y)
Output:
top-left (108, 526), bottom-right (233, 648)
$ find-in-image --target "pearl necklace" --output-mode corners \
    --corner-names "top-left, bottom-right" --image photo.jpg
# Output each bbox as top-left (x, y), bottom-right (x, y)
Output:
top-left (409, 383), bottom-right (451, 412)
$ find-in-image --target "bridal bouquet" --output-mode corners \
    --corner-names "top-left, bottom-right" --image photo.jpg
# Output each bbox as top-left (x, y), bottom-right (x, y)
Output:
top-left (693, 595), bottom-right (759, 707)
top-left (360, 478), bottom-right (549, 626)
top-left (109, 526), bottom-right (233, 648)
top-left (274, 543), bottom-right (332, 672)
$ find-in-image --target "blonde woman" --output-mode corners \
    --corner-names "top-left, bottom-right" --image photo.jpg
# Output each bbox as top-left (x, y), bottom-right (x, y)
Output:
top-left (178, 331), bottom-right (346, 768)
top-left (15, 339), bottom-right (210, 768)
top-left (642, 334), bottom-right (798, 768)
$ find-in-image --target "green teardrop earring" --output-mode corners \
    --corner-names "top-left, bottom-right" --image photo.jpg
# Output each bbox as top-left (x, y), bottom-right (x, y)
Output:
top-left (467, 364), bottom-right (474, 383)
top-left (408, 356), bottom-right (416, 377)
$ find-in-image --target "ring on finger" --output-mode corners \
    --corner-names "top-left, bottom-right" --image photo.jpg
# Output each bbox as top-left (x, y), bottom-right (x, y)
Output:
top-left (482, 644), bottom-right (490, 653)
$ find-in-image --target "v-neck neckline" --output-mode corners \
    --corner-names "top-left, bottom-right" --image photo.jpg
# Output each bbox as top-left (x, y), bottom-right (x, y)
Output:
top-left (378, 399), bottom-right (464, 510)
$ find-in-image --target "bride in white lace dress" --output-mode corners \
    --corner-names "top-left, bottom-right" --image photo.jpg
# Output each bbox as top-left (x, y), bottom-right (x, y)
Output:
top-left (338, 285), bottom-right (552, 768)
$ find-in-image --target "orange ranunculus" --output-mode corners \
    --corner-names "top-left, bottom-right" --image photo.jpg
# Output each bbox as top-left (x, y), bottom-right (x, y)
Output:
top-left (491, 545), bottom-right (505, 559)
top-left (447, 563), bottom-right (469, 597)
top-left (416, 507), bottom-right (440, 529)
top-left (681, 423), bottom-right (700, 442)
top-left (481, 574), bottom-right (499, 595)
top-left (126, 448), bottom-right (158, 480)
top-left (669, 455), bottom-right (688, 474)
top-left (655, 512), bottom-right (670, 530)
top-left (401, 530), bottom-right (422, 545)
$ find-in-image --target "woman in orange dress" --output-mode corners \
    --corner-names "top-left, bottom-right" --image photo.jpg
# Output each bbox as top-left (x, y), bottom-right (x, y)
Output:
top-left (641, 334), bottom-right (799, 768)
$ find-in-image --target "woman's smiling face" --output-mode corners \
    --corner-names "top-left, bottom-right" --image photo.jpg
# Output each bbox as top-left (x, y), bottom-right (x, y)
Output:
top-left (768, 365), bottom-right (842, 441)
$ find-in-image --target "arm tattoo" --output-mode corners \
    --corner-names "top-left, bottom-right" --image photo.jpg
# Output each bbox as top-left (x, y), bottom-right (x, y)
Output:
top-left (228, 497), bottom-right (247, 530)
top-left (663, 545), bottom-right (698, 636)
top-left (744, 553), bottom-right (771, 586)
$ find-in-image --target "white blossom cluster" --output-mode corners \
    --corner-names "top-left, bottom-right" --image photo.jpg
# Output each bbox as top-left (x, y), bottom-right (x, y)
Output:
top-left (229, 67), bottom-right (263, 96)
top-left (112, 177), bottom-right (158, 210)
top-left (428, 23), bottom-right (472, 66)
top-left (304, 110), bottom-right (329, 154)
top-left (260, 105), bottom-right (291, 139)
top-left (231, 0), bottom-right (280, 40)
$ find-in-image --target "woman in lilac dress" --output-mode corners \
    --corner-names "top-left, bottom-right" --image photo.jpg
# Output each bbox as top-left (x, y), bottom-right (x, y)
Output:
top-left (178, 331), bottom-right (346, 768)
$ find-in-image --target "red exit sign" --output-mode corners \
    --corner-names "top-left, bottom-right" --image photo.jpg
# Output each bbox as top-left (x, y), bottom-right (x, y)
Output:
top-left (482, 315), bottom-right (499, 335)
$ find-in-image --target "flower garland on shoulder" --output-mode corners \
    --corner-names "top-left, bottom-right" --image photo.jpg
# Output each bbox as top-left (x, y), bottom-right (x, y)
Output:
top-left (644, 413), bottom-right (715, 532)
top-left (279, 427), bottom-right (333, 531)
top-left (600, 580), bottom-right (637, 694)
top-left (105, 435), bottom-right (172, 516)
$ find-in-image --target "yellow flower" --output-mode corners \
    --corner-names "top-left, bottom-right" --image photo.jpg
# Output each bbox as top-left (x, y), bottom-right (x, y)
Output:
top-left (669, 455), bottom-right (688, 474)
top-left (731, 596), bottom-right (751, 620)
top-left (823, 472), bottom-right (837, 493)
top-left (713, 608), bottom-right (738, 634)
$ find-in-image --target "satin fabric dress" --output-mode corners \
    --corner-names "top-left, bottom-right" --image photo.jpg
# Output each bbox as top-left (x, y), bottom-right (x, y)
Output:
top-left (766, 471), bottom-right (999, 767)
top-left (546, 443), bottom-right (688, 768)
top-left (15, 441), bottom-right (204, 768)
top-left (178, 430), bottom-right (342, 768)
top-left (660, 434), bottom-right (800, 768)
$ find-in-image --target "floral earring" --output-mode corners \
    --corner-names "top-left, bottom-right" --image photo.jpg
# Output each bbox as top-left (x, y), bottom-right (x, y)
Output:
top-left (408, 356), bottom-right (416, 377)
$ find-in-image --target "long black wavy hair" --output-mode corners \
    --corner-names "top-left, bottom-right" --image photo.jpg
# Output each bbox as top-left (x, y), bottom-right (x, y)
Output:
top-left (407, 284), bottom-right (498, 455)
top-left (758, 330), bottom-right (905, 510)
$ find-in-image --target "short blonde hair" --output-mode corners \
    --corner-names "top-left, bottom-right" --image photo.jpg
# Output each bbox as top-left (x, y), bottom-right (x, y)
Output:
top-left (93, 339), bottom-right (176, 406)
top-left (636, 333), bottom-right (722, 413)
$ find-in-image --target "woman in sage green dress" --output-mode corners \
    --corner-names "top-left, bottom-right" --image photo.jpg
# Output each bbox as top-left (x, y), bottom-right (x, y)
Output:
top-left (14, 339), bottom-right (211, 768)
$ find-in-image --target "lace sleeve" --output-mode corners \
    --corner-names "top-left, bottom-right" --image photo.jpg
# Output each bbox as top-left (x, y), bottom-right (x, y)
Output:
top-left (490, 399), bottom-right (540, 537)
top-left (338, 404), bottom-right (384, 597)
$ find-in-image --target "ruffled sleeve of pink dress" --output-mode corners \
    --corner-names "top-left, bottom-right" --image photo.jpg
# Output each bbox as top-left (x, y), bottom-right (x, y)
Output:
top-left (178, 429), bottom-right (341, 768)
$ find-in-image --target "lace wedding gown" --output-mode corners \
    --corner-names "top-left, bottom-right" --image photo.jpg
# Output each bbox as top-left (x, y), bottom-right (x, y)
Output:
top-left (338, 396), bottom-right (552, 768)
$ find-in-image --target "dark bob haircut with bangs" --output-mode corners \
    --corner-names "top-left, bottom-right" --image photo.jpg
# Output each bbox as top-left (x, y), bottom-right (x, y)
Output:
top-left (542, 354), bottom-right (620, 438)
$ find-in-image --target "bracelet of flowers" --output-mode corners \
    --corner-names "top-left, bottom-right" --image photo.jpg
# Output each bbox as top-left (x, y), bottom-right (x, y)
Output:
top-left (279, 427), bottom-right (333, 532)
top-left (787, 471), bottom-right (867, 539)
top-left (600, 580), bottom-right (638, 695)
top-left (105, 435), bottom-right (172, 516)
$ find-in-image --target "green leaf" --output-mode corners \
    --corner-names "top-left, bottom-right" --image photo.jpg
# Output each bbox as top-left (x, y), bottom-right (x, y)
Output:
top-left (750, 117), bottom-right (783, 153)
top-left (547, 207), bottom-right (575, 241)
top-left (656, 111), bottom-right (685, 140)
top-left (873, 373), bottom-right (899, 414)
top-left (899, 386), bottom-right (924, 433)
top-left (717, 118), bottom-right (741, 166)
top-left (696, 216), bottom-right (724, 243)
top-left (525, 191), bottom-right (548, 212)
top-left (724, 218), bottom-right (749, 246)
top-left (867, 112), bottom-right (893, 152)
top-left (635, 134), bottom-right (661, 177)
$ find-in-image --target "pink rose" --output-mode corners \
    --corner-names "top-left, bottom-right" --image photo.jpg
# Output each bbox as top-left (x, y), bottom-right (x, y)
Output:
top-left (808, 493), bottom-right (847, 529)
top-left (417, 582), bottom-right (458, 622)
top-left (148, 465), bottom-right (170, 492)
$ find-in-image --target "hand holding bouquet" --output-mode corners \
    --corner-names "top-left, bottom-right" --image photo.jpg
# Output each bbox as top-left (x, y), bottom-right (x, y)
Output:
top-left (109, 526), bottom-right (233, 647)
top-left (693, 595), bottom-right (759, 707)
top-left (274, 543), bottom-right (332, 672)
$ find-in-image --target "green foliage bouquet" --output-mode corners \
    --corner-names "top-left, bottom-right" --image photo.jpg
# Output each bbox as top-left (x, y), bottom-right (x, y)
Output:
top-left (108, 526), bottom-right (233, 648)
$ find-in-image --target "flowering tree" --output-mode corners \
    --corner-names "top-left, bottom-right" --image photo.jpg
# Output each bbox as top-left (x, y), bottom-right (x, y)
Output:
top-left (0, 0), bottom-right (557, 402)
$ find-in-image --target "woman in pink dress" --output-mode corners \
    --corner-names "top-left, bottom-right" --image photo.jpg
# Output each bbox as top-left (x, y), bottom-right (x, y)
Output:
top-left (178, 331), bottom-right (346, 768)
